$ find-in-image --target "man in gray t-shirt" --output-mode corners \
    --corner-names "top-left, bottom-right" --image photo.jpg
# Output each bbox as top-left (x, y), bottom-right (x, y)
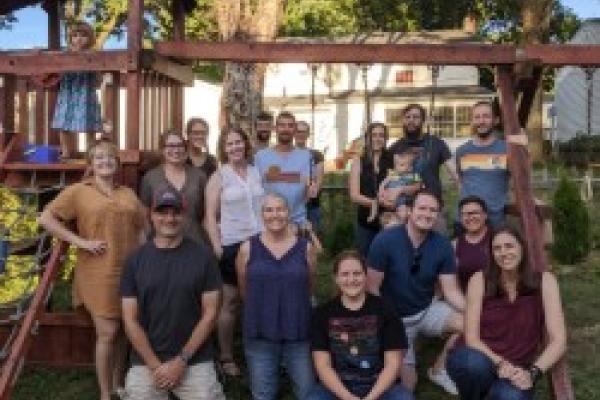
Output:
top-left (121, 187), bottom-right (224, 400)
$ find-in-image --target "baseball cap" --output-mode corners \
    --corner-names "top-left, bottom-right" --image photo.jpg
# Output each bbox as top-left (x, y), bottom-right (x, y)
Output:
top-left (152, 187), bottom-right (184, 211)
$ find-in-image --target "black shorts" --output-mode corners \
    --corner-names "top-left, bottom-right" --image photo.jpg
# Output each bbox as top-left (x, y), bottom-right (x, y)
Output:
top-left (219, 242), bottom-right (242, 285)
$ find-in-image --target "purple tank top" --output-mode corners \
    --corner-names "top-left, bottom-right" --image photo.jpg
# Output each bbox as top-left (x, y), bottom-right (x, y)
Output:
top-left (480, 292), bottom-right (544, 367)
top-left (456, 231), bottom-right (490, 292)
top-left (243, 235), bottom-right (311, 341)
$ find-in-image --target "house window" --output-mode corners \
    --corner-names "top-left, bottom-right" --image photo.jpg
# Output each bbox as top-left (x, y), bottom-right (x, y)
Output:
top-left (430, 106), bottom-right (454, 138)
top-left (395, 70), bottom-right (414, 85)
top-left (456, 106), bottom-right (472, 137)
top-left (385, 108), bottom-right (405, 139)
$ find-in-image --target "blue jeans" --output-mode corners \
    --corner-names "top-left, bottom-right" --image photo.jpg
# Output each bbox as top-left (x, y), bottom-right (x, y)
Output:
top-left (244, 338), bottom-right (315, 400)
top-left (355, 224), bottom-right (379, 258)
top-left (447, 346), bottom-right (534, 400)
top-left (307, 383), bottom-right (414, 400)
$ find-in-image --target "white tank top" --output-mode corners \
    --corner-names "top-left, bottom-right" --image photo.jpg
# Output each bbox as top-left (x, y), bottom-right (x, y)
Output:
top-left (219, 164), bottom-right (264, 245)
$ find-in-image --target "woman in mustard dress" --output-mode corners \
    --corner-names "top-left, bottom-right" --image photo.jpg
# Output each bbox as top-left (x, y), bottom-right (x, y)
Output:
top-left (39, 141), bottom-right (146, 400)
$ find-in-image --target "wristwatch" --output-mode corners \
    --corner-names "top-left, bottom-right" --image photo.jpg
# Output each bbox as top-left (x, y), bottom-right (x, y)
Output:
top-left (528, 365), bottom-right (543, 384)
top-left (178, 350), bottom-right (193, 365)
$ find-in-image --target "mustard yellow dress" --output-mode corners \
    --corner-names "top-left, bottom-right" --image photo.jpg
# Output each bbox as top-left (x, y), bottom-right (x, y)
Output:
top-left (46, 179), bottom-right (146, 318)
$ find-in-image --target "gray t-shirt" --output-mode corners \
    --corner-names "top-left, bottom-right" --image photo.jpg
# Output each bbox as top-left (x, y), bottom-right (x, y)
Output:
top-left (139, 165), bottom-right (207, 243)
top-left (120, 238), bottom-right (222, 365)
top-left (455, 138), bottom-right (509, 221)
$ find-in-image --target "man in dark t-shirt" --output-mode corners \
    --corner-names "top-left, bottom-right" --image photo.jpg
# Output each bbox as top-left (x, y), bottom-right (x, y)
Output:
top-left (387, 104), bottom-right (458, 233)
top-left (308, 250), bottom-right (413, 400)
top-left (121, 187), bottom-right (225, 400)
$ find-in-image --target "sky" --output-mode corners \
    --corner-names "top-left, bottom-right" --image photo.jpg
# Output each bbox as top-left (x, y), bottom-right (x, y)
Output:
top-left (0, 0), bottom-right (599, 50)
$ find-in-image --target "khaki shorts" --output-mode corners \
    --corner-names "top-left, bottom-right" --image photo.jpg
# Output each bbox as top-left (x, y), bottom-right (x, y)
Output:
top-left (124, 362), bottom-right (225, 400)
top-left (402, 299), bottom-right (453, 366)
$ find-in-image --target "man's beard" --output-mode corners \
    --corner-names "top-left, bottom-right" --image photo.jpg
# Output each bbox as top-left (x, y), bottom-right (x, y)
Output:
top-left (256, 131), bottom-right (271, 142)
top-left (404, 125), bottom-right (422, 140)
top-left (476, 128), bottom-right (493, 139)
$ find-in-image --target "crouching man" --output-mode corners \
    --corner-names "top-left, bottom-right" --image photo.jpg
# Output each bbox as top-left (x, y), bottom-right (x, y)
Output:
top-left (121, 187), bottom-right (225, 400)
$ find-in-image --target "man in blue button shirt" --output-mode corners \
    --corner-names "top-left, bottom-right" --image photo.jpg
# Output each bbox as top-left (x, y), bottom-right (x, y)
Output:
top-left (367, 189), bottom-right (465, 394)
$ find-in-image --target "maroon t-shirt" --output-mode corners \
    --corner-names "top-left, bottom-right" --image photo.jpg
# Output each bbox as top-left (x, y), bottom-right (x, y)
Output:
top-left (479, 292), bottom-right (545, 367)
top-left (455, 231), bottom-right (491, 292)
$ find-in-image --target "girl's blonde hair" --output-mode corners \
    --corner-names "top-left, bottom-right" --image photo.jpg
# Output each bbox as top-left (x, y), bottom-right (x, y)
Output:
top-left (87, 140), bottom-right (119, 164)
top-left (67, 21), bottom-right (95, 50)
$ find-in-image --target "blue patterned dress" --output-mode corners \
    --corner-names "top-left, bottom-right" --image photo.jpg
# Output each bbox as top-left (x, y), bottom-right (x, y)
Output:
top-left (51, 72), bottom-right (102, 133)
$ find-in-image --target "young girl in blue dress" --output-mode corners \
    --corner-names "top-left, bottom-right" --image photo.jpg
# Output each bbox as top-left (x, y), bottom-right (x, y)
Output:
top-left (51, 21), bottom-right (102, 159)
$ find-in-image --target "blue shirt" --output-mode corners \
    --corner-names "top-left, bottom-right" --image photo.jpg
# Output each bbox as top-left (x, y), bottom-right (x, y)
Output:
top-left (367, 225), bottom-right (456, 317)
top-left (255, 147), bottom-right (311, 224)
top-left (455, 138), bottom-right (509, 221)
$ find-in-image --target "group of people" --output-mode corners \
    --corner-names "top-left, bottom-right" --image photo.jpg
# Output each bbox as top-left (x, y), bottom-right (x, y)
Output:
top-left (37, 98), bottom-right (567, 400)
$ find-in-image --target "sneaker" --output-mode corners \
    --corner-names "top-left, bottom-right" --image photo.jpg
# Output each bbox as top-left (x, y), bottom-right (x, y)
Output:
top-left (428, 367), bottom-right (459, 395)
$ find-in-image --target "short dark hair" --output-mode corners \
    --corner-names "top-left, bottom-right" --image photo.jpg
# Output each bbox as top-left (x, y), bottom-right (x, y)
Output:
top-left (458, 195), bottom-right (488, 213)
top-left (332, 249), bottom-right (368, 275)
top-left (185, 117), bottom-right (209, 137)
top-left (256, 111), bottom-right (273, 123)
top-left (407, 188), bottom-right (441, 208)
top-left (472, 100), bottom-right (498, 117)
top-left (403, 103), bottom-right (426, 120)
top-left (276, 111), bottom-right (296, 125)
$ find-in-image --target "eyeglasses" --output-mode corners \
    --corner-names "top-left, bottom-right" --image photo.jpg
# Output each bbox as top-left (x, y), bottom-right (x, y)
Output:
top-left (461, 210), bottom-right (483, 218)
top-left (189, 130), bottom-right (208, 135)
top-left (164, 143), bottom-right (185, 149)
top-left (410, 250), bottom-right (422, 275)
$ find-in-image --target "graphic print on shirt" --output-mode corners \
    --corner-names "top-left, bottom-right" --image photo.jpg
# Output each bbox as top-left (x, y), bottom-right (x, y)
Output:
top-left (459, 153), bottom-right (508, 171)
top-left (329, 315), bottom-right (382, 387)
top-left (264, 165), bottom-right (302, 183)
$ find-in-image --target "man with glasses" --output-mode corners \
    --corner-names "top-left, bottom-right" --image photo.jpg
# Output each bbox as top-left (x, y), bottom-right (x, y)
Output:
top-left (367, 190), bottom-right (465, 394)
top-left (121, 187), bottom-right (225, 400)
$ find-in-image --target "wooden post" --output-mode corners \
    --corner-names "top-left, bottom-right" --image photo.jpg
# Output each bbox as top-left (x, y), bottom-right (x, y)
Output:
top-left (17, 78), bottom-right (29, 139)
top-left (0, 74), bottom-right (16, 136)
top-left (46, 0), bottom-right (60, 146)
top-left (171, 79), bottom-right (183, 134)
top-left (150, 72), bottom-right (158, 149)
top-left (172, 0), bottom-right (186, 41)
top-left (125, 0), bottom-right (143, 150)
top-left (102, 72), bottom-right (121, 146)
top-left (34, 89), bottom-right (45, 144)
top-left (496, 65), bottom-right (575, 400)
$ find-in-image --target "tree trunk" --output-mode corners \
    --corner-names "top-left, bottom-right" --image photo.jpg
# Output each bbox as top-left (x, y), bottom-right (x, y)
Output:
top-left (521, 0), bottom-right (552, 162)
top-left (215, 0), bottom-right (284, 134)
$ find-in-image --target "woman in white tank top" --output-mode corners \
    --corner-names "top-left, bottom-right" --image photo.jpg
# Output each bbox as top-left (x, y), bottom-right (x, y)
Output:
top-left (204, 127), bottom-right (264, 377)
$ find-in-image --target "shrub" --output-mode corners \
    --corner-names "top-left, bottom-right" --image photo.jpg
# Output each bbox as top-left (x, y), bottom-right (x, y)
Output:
top-left (552, 174), bottom-right (591, 264)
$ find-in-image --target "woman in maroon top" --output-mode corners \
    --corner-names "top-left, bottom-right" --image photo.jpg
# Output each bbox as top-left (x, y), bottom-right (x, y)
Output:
top-left (447, 227), bottom-right (566, 400)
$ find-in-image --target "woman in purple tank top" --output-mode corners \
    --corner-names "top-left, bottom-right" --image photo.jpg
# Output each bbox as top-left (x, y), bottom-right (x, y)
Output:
top-left (236, 192), bottom-right (317, 400)
top-left (447, 226), bottom-right (566, 400)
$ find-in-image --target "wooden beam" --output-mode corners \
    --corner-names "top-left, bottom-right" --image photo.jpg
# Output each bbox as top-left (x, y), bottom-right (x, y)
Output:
top-left (496, 65), bottom-right (575, 400)
top-left (34, 89), bottom-right (45, 144)
top-left (155, 41), bottom-right (600, 66)
top-left (171, 80), bottom-right (183, 134)
top-left (46, 0), bottom-right (60, 50)
top-left (140, 51), bottom-right (194, 85)
top-left (172, 0), bottom-right (186, 41)
top-left (156, 41), bottom-right (517, 65)
top-left (0, 242), bottom-right (67, 400)
top-left (523, 44), bottom-right (600, 66)
top-left (126, 72), bottom-right (141, 150)
top-left (518, 66), bottom-right (544, 127)
top-left (102, 72), bottom-right (121, 146)
top-left (127, 0), bottom-right (143, 70)
top-left (16, 78), bottom-right (29, 138)
top-left (0, 50), bottom-right (130, 75)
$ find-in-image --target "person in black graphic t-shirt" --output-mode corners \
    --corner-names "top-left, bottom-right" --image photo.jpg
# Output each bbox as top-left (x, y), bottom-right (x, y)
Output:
top-left (307, 250), bottom-right (413, 400)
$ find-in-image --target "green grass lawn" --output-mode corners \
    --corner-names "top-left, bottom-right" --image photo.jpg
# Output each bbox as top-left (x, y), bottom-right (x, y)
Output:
top-left (12, 251), bottom-right (600, 399)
